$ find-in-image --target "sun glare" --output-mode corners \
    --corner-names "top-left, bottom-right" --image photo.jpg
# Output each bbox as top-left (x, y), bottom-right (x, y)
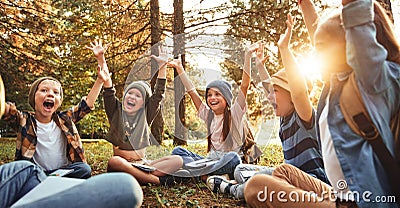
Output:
top-left (298, 55), bottom-right (322, 80)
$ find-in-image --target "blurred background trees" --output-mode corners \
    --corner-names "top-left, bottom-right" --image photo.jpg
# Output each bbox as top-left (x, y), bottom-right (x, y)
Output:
top-left (0, 0), bottom-right (396, 143)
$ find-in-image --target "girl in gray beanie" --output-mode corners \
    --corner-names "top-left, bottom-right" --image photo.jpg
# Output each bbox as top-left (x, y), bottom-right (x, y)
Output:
top-left (168, 43), bottom-right (258, 181)
top-left (90, 42), bottom-right (183, 185)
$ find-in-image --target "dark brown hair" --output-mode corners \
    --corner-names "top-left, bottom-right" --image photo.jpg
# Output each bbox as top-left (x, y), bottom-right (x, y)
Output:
top-left (206, 106), bottom-right (233, 152)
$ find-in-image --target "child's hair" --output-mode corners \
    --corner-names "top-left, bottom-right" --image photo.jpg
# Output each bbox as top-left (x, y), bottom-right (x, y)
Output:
top-left (206, 107), bottom-right (232, 152)
top-left (315, 1), bottom-right (400, 64)
top-left (28, 77), bottom-right (63, 109)
top-left (204, 80), bottom-right (234, 152)
top-left (372, 1), bottom-right (400, 64)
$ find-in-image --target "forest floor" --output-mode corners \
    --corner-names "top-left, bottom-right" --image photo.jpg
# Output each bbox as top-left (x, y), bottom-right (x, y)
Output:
top-left (0, 138), bottom-right (283, 207)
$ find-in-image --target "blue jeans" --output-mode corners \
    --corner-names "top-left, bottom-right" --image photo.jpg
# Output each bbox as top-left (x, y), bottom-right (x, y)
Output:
top-left (44, 162), bottom-right (92, 179)
top-left (227, 164), bottom-right (275, 199)
top-left (1, 161), bottom-right (143, 208)
top-left (0, 161), bottom-right (47, 207)
top-left (172, 146), bottom-right (241, 178)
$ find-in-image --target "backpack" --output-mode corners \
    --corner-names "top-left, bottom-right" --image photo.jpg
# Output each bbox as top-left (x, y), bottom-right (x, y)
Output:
top-left (339, 72), bottom-right (400, 201)
top-left (240, 120), bottom-right (263, 164)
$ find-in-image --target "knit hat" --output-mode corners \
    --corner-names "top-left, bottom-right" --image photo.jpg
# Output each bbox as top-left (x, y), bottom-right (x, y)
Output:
top-left (118, 81), bottom-right (152, 151)
top-left (271, 69), bottom-right (313, 93)
top-left (205, 80), bottom-right (233, 107)
top-left (28, 77), bottom-right (63, 109)
top-left (123, 81), bottom-right (152, 108)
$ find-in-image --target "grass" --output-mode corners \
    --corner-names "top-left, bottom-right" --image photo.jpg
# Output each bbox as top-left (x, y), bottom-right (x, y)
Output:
top-left (0, 138), bottom-right (284, 207)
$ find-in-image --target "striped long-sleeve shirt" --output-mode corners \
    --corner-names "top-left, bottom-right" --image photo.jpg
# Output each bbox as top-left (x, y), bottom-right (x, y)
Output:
top-left (279, 109), bottom-right (329, 184)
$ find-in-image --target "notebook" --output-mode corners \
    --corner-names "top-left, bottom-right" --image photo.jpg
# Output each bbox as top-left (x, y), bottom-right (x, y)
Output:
top-left (48, 169), bottom-right (74, 177)
top-left (130, 163), bottom-right (157, 172)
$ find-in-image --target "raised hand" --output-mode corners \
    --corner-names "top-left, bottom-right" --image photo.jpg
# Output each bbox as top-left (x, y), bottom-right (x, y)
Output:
top-left (85, 39), bottom-right (111, 60)
top-left (150, 45), bottom-right (169, 68)
top-left (278, 13), bottom-right (294, 49)
top-left (255, 41), bottom-right (268, 65)
top-left (86, 39), bottom-right (111, 84)
top-left (245, 42), bottom-right (260, 55)
top-left (97, 64), bottom-right (111, 83)
top-left (167, 56), bottom-right (184, 74)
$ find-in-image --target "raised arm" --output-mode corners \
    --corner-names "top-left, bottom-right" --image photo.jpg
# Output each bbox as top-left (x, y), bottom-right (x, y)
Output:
top-left (255, 42), bottom-right (272, 93)
top-left (150, 45), bottom-right (168, 80)
top-left (237, 43), bottom-right (258, 109)
top-left (85, 40), bottom-right (111, 108)
top-left (298, 0), bottom-right (319, 46)
top-left (167, 57), bottom-right (203, 111)
top-left (278, 13), bottom-right (313, 123)
top-left (255, 42), bottom-right (270, 81)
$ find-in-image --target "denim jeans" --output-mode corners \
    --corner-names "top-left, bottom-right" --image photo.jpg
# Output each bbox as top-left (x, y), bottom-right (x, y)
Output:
top-left (172, 146), bottom-right (241, 178)
top-left (1, 161), bottom-right (143, 208)
top-left (0, 161), bottom-right (47, 207)
top-left (44, 162), bottom-right (92, 179)
top-left (227, 164), bottom-right (275, 199)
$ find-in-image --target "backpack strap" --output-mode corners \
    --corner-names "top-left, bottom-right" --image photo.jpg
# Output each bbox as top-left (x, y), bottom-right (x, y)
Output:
top-left (339, 73), bottom-right (379, 140)
top-left (240, 120), bottom-right (262, 164)
top-left (340, 72), bottom-right (400, 201)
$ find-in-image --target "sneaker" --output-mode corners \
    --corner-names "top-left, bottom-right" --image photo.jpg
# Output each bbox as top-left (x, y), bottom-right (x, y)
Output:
top-left (159, 175), bottom-right (193, 186)
top-left (206, 175), bottom-right (234, 194)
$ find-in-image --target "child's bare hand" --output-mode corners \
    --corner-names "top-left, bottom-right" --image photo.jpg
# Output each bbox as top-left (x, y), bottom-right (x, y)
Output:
top-left (167, 56), bottom-right (184, 73)
top-left (245, 42), bottom-right (260, 55)
top-left (97, 65), bottom-right (111, 83)
top-left (150, 45), bottom-right (169, 68)
top-left (86, 39), bottom-right (110, 59)
top-left (255, 41), bottom-right (268, 65)
top-left (278, 13), bottom-right (294, 49)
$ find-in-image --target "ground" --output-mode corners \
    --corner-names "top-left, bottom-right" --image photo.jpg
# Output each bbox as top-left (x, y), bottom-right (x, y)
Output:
top-left (0, 138), bottom-right (283, 207)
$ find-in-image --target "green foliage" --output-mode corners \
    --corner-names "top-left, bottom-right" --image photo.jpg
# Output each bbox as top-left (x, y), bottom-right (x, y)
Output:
top-left (0, 0), bottom-right (154, 137)
top-left (0, 139), bottom-right (15, 165)
top-left (82, 140), bottom-right (113, 175)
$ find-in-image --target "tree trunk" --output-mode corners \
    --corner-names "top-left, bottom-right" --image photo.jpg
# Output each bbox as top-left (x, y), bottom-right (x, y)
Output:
top-left (150, 0), bottom-right (164, 145)
top-left (173, 0), bottom-right (187, 145)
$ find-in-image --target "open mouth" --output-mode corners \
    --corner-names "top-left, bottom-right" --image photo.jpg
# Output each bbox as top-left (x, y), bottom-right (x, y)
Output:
top-left (209, 101), bottom-right (219, 106)
top-left (126, 101), bottom-right (136, 108)
top-left (43, 101), bottom-right (54, 109)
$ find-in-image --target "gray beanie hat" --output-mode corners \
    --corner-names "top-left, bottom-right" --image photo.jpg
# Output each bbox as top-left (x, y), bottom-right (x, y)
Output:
top-left (205, 80), bottom-right (233, 107)
top-left (123, 81), bottom-right (152, 107)
top-left (28, 77), bottom-right (63, 109)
